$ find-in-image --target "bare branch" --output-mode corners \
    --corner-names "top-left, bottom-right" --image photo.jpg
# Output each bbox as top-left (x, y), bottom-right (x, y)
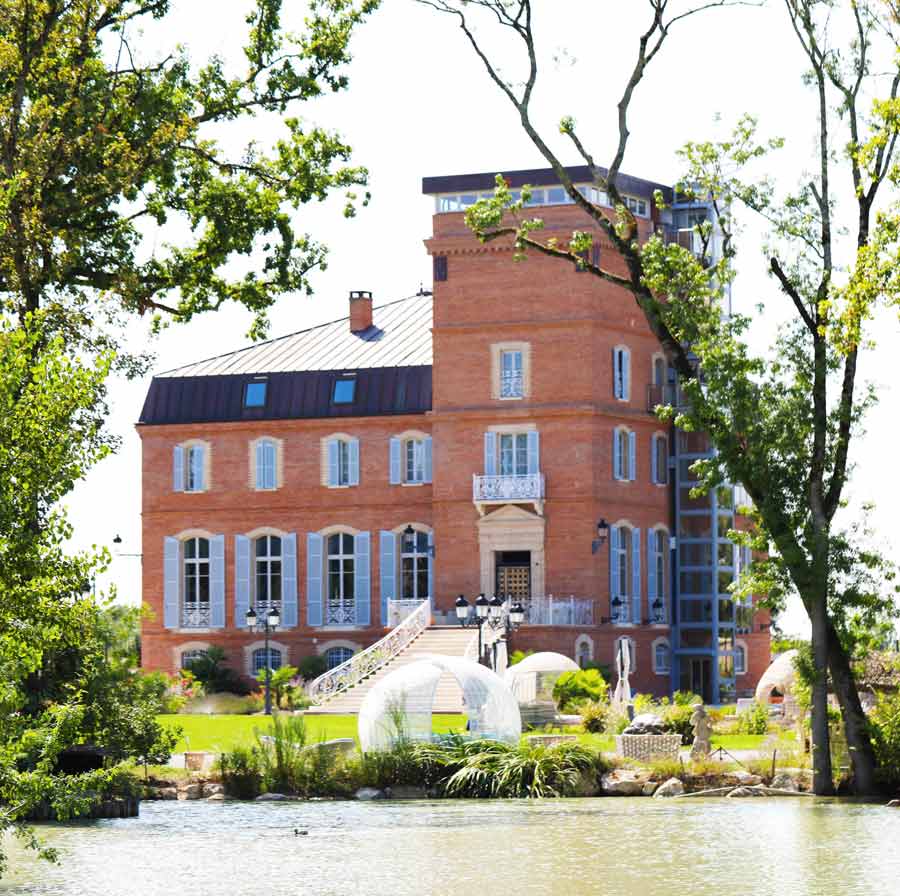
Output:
top-left (770, 256), bottom-right (816, 333)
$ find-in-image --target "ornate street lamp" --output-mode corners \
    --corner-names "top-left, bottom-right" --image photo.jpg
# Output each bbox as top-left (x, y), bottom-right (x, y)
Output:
top-left (591, 518), bottom-right (610, 555)
top-left (246, 603), bottom-right (281, 714)
top-left (455, 592), bottom-right (525, 669)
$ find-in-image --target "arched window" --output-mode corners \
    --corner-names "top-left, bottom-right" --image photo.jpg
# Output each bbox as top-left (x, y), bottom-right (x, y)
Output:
top-left (613, 346), bottom-right (630, 400)
top-left (649, 529), bottom-right (668, 623)
top-left (254, 535), bottom-right (282, 612)
top-left (651, 434), bottom-right (668, 485)
top-left (327, 532), bottom-right (355, 624)
top-left (611, 526), bottom-right (632, 623)
top-left (653, 639), bottom-right (670, 675)
top-left (252, 646), bottom-right (283, 675)
top-left (400, 528), bottom-right (430, 600)
top-left (180, 648), bottom-right (208, 670)
top-left (652, 355), bottom-right (666, 387)
top-left (255, 439), bottom-right (277, 490)
top-left (614, 636), bottom-right (636, 672)
top-left (613, 427), bottom-right (635, 481)
top-left (325, 646), bottom-right (354, 669)
top-left (183, 537), bottom-right (210, 626)
top-left (735, 643), bottom-right (747, 676)
top-left (575, 635), bottom-right (594, 669)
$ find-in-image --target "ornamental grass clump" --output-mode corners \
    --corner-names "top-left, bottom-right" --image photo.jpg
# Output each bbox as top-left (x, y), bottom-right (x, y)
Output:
top-left (552, 669), bottom-right (608, 712)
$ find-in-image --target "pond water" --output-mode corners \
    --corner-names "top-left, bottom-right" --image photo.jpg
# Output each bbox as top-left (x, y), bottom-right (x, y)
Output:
top-left (3, 798), bottom-right (898, 896)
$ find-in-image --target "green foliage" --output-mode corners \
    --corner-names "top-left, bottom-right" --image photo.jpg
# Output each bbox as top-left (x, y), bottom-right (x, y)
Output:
top-left (662, 704), bottom-right (696, 746)
top-left (0, 0), bottom-right (379, 347)
top-left (672, 690), bottom-right (703, 707)
top-left (508, 649), bottom-right (535, 666)
top-left (255, 664), bottom-right (300, 708)
top-left (870, 692), bottom-right (900, 789)
top-left (579, 701), bottom-right (608, 734)
top-left (646, 758), bottom-right (685, 781)
top-left (296, 654), bottom-right (329, 681)
top-left (218, 746), bottom-right (264, 800)
top-left (736, 702), bottom-right (771, 736)
top-left (552, 669), bottom-right (608, 711)
top-left (184, 646), bottom-right (250, 694)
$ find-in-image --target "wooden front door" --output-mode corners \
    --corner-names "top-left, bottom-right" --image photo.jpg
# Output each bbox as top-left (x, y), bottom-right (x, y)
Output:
top-left (495, 551), bottom-right (531, 600)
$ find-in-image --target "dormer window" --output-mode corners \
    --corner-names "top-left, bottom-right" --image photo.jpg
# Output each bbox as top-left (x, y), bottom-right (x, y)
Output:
top-left (333, 377), bottom-right (356, 404)
top-left (244, 381), bottom-right (267, 408)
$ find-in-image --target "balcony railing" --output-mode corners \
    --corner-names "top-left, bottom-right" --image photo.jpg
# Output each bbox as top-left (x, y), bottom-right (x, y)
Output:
top-left (473, 473), bottom-right (545, 503)
top-left (647, 383), bottom-right (679, 412)
top-left (522, 595), bottom-right (594, 626)
top-left (182, 603), bottom-right (211, 628)
top-left (500, 372), bottom-right (524, 399)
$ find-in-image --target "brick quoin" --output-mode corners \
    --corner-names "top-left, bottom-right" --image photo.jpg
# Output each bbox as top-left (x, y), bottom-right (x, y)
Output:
top-left (139, 170), bottom-right (771, 700)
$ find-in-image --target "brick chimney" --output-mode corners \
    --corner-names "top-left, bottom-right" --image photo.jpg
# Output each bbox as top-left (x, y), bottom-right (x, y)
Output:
top-left (349, 290), bottom-right (373, 333)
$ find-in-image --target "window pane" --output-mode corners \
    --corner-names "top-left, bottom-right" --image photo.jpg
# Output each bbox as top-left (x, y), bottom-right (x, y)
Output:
top-left (244, 381), bottom-right (267, 407)
top-left (332, 378), bottom-right (356, 404)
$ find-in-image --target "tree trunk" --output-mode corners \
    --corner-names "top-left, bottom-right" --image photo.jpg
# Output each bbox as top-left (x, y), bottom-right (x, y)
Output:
top-left (809, 584), bottom-right (835, 795)
top-left (827, 622), bottom-right (878, 794)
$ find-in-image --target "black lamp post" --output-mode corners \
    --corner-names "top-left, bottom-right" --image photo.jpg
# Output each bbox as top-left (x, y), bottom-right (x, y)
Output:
top-left (601, 595), bottom-right (623, 626)
top-left (246, 604), bottom-right (280, 714)
top-left (455, 592), bottom-right (525, 669)
top-left (651, 597), bottom-right (664, 624)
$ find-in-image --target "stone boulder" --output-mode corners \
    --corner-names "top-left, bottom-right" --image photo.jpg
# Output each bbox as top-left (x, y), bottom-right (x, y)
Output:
top-left (622, 713), bottom-right (666, 736)
top-left (255, 793), bottom-right (288, 802)
top-left (653, 778), bottom-right (685, 799)
top-left (887, 799), bottom-right (900, 808)
top-left (770, 772), bottom-right (799, 792)
top-left (729, 771), bottom-right (763, 787)
top-left (642, 781), bottom-right (659, 796)
top-left (177, 783), bottom-right (204, 801)
top-left (727, 785), bottom-right (769, 798)
top-left (303, 738), bottom-right (357, 760)
top-left (355, 787), bottom-right (387, 801)
top-left (206, 793), bottom-right (227, 802)
top-left (148, 786), bottom-right (177, 801)
top-left (202, 783), bottom-right (225, 798)
top-left (600, 770), bottom-right (646, 796)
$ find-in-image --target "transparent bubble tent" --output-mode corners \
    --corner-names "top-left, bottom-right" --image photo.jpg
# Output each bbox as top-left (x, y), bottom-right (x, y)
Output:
top-left (357, 655), bottom-right (522, 752)
top-left (503, 651), bottom-right (580, 704)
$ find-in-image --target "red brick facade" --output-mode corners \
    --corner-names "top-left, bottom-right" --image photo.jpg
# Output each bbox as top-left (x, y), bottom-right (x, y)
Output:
top-left (139, 176), bottom-right (770, 700)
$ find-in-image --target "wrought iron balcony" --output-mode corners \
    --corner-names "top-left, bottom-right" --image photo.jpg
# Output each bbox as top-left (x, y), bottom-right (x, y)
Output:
top-left (500, 372), bottom-right (524, 399)
top-left (473, 473), bottom-right (545, 515)
top-left (182, 603), bottom-right (211, 628)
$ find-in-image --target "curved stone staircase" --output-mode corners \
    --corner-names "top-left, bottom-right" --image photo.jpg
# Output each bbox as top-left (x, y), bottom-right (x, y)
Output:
top-left (306, 626), bottom-right (475, 715)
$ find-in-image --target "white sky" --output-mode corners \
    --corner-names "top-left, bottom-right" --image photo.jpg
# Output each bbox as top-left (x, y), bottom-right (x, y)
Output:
top-left (66, 1), bottom-right (900, 639)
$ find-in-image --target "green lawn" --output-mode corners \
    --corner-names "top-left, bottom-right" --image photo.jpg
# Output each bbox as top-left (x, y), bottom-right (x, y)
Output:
top-left (160, 713), bottom-right (468, 754)
top-left (160, 715), bottom-right (797, 757)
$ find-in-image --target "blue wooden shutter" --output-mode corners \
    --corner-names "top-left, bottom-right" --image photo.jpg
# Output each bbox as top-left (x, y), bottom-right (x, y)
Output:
top-left (191, 446), bottom-right (205, 491)
top-left (349, 438), bottom-right (360, 486)
top-left (234, 535), bottom-right (251, 626)
top-left (628, 431), bottom-right (636, 481)
top-left (281, 533), bottom-right (298, 627)
top-left (163, 536), bottom-right (180, 628)
top-left (613, 430), bottom-right (621, 480)
top-left (307, 533), bottom-right (323, 626)
top-left (646, 528), bottom-right (657, 616)
top-left (389, 437), bottom-right (401, 484)
top-left (327, 439), bottom-right (339, 486)
top-left (355, 531), bottom-right (371, 626)
top-left (613, 349), bottom-right (622, 399)
top-left (423, 436), bottom-right (433, 483)
top-left (651, 437), bottom-right (658, 485)
top-left (609, 526), bottom-right (619, 604)
top-left (427, 531), bottom-right (434, 604)
top-left (172, 445), bottom-right (184, 492)
top-left (484, 432), bottom-right (497, 476)
top-left (255, 441), bottom-right (265, 489)
top-left (632, 528), bottom-right (642, 624)
top-left (379, 531), bottom-right (397, 625)
top-left (210, 534), bottom-right (225, 628)
top-left (527, 431), bottom-right (540, 475)
top-left (623, 348), bottom-right (631, 400)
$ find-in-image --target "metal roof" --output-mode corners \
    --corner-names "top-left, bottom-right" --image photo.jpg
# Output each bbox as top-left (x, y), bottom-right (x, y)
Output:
top-left (422, 165), bottom-right (673, 202)
top-left (156, 292), bottom-right (433, 378)
top-left (139, 366), bottom-right (432, 425)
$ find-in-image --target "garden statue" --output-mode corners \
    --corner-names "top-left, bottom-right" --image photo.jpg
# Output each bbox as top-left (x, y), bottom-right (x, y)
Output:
top-left (612, 640), bottom-right (632, 708)
top-left (690, 703), bottom-right (712, 759)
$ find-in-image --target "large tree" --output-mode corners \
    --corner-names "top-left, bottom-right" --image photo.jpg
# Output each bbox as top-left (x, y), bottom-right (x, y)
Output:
top-left (0, 0), bottom-right (377, 349)
top-left (420, 0), bottom-right (900, 795)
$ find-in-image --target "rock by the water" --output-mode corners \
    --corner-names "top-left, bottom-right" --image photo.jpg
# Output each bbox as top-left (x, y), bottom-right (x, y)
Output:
top-left (177, 783), bottom-right (203, 801)
top-left (642, 781), bottom-right (659, 796)
top-left (206, 792), bottom-right (227, 802)
top-left (653, 778), bottom-right (685, 798)
top-left (732, 771), bottom-right (763, 786)
top-left (600, 771), bottom-right (646, 796)
top-left (887, 799), bottom-right (900, 808)
top-left (727, 785), bottom-right (769, 798)
top-left (622, 713), bottom-right (666, 736)
top-left (149, 786), bottom-right (178, 800)
top-left (770, 772), bottom-right (798, 792)
top-left (355, 787), bottom-right (386, 801)
top-left (255, 793), bottom-right (288, 802)
top-left (202, 783), bottom-right (225, 798)
top-left (573, 770), bottom-right (601, 798)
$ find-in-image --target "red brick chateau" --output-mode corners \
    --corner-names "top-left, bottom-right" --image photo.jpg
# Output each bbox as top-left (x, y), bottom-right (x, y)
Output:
top-left (138, 166), bottom-right (770, 703)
